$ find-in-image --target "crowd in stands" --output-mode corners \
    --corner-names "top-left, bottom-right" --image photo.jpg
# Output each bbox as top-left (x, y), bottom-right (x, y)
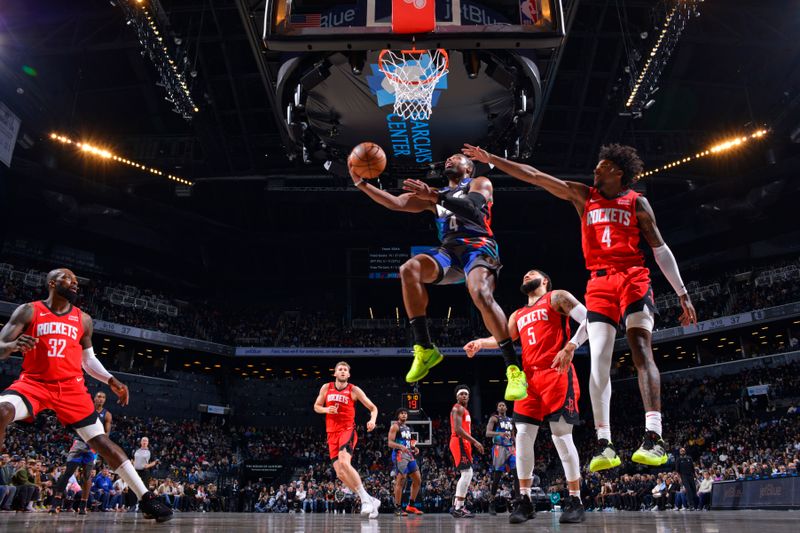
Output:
top-left (3, 257), bottom-right (799, 347)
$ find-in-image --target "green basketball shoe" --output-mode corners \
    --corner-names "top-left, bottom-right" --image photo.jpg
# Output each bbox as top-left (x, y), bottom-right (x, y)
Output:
top-left (504, 364), bottom-right (528, 401)
top-left (405, 344), bottom-right (443, 383)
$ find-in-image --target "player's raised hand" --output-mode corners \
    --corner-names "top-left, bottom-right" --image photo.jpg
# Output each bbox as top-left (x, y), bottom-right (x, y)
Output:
top-left (462, 144), bottom-right (490, 164)
top-left (9, 334), bottom-right (37, 353)
top-left (551, 342), bottom-right (576, 374)
top-left (327, 404), bottom-right (339, 415)
top-left (109, 376), bottom-right (130, 406)
top-left (402, 179), bottom-right (439, 202)
top-left (366, 420), bottom-right (376, 432)
top-left (348, 162), bottom-right (364, 185)
top-left (463, 339), bottom-right (483, 358)
top-left (679, 294), bottom-right (698, 326)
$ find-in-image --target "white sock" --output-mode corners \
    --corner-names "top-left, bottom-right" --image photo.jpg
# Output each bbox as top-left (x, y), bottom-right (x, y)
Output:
top-left (588, 321), bottom-right (615, 442)
top-left (115, 460), bottom-right (148, 499)
top-left (356, 485), bottom-right (371, 503)
top-left (520, 487), bottom-right (532, 497)
top-left (454, 499), bottom-right (464, 510)
top-left (645, 411), bottom-right (662, 436)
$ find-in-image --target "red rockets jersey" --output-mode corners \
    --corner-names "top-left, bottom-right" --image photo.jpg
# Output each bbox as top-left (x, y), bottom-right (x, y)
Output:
top-left (325, 382), bottom-right (356, 433)
top-left (21, 301), bottom-right (85, 381)
top-left (581, 187), bottom-right (645, 272)
top-left (450, 403), bottom-right (472, 438)
top-left (515, 292), bottom-right (569, 370)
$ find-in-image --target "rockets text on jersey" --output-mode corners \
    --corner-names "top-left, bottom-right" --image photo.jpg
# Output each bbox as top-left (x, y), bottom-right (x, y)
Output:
top-left (581, 187), bottom-right (645, 272)
top-left (325, 382), bottom-right (356, 433)
top-left (435, 177), bottom-right (493, 243)
top-left (21, 300), bottom-right (85, 381)
top-left (515, 292), bottom-right (569, 370)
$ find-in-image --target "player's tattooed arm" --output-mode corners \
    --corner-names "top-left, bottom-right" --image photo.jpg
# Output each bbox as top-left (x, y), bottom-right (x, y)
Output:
top-left (313, 384), bottom-right (336, 415)
top-left (636, 196), bottom-right (666, 248)
top-left (485, 415), bottom-right (503, 438)
top-left (461, 144), bottom-right (590, 213)
top-left (0, 303), bottom-right (36, 359)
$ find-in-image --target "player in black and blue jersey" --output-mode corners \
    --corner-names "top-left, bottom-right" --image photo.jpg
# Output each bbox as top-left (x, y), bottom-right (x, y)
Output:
top-left (388, 408), bottom-right (423, 516)
top-left (486, 401), bottom-right (517, 515)
top-left (351, 153), bottom-right (527, 401)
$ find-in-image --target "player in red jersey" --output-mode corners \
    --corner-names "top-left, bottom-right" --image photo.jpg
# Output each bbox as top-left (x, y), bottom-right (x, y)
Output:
top-left (463, 143), bottom-right (698, 471)
top-left (313, 361), bottom-right (380, 518)
top-left (0, 268), bottom-right (172, 522)
top-left (449, 384), bottom-right (484, 519)
top-left (465, 269), bottom-right (588, 524)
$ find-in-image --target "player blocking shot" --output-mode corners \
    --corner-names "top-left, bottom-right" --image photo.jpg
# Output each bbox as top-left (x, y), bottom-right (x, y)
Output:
top-left (465, 269), bottom-right (589, 524)
top-left (486, 401), bottom-right (517, 515)
top-left (0, 268), bottom-right (172, 522)
top-left (449, 385), bottom-right (484, 519)
top-left (350, 144), bottom-right (528, 402)
top-left (463, 143), bottom-right (698, 472)
top-left (388, 408), bottom-right (423, 516)
top-left (313, 361), bottom-right (381, 518)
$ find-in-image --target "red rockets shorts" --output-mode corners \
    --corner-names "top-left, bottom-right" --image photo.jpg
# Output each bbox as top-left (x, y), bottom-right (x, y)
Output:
top-left (449, 436), bottom-right (473, 471)
top-left (327, 428), bottom-right (358, 461)
top-left (1, 374), bottom-right (97, 428)
top-left (585, 266), bottom-right (654, 326)
top-left (513, 365), bottom-right (580, 425)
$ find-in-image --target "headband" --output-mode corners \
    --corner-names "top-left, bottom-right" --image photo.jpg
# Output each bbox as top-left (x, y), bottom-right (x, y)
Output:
top-left (456, 388), bottom-right (469, 397)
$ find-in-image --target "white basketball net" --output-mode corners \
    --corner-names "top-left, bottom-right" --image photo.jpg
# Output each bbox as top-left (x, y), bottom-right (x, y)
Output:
top-left (379, 49), bottom-right (449, 121)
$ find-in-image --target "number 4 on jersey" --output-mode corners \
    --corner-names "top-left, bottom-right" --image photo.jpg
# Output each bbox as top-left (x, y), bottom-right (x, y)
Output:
top-left (601, 226), bottom-right (612, 248)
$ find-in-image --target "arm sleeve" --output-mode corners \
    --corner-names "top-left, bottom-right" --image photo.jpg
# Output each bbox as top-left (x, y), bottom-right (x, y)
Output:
top-left (567, 303), bottom-right (589, 348)
top-left (82, 347), bottom-right (113, 383)
top-left (439, 191), bottom-right (486, 221)
top-left (652, 244), bottom-right (688, 296)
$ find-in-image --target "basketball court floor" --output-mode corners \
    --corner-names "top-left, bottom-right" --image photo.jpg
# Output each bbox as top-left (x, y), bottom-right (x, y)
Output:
top-left (1, 511), bottom-right (798, 532)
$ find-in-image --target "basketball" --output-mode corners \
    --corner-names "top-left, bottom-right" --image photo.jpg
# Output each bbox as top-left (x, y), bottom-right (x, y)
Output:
top-left (348, 142), bottom-right (387, 179)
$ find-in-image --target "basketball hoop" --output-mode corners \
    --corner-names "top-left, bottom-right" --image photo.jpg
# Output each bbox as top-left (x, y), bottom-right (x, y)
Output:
top-left (378, 48), bottom-right (449, 121)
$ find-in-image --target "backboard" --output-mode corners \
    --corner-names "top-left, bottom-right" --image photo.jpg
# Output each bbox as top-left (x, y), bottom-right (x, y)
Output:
top-left (264, 0), bottom-right (565, 51)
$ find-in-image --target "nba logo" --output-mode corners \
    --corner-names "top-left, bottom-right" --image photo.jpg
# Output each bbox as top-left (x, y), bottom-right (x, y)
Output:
top-left (520, 0), bottom-right (540, 26)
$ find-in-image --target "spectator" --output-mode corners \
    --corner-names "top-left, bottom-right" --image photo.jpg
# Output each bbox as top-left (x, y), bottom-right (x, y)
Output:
top-left (697, 471), bottom-right (713, 510)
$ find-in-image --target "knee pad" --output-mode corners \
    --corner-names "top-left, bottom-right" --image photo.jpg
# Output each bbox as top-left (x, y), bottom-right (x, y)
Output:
top-left (551, 432), bottom-right (581, 482)
top-left (625, 307), bottom-right (654, 332)
top-left (514, 422), bottom-right (538, 480)
top-left (0, 394), bottom-right (30, 422)
top-left (456, 468), bottom-right (473, 497)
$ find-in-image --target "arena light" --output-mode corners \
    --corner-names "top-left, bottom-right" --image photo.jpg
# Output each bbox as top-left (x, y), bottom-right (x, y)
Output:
top-left (49, 132), bottom-right (194, 186)
top-left (624, 0), bottom-right (702, 114)
top-left (638, 129), bottom-right (768, 180)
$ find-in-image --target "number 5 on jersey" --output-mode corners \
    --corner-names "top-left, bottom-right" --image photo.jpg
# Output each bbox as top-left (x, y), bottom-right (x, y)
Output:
top-left (601, 226), bottom-right (612, 248)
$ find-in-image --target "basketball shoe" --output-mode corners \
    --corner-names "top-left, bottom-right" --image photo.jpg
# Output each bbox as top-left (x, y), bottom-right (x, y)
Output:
top-left (632, 431), bottom-right (668, 466)
top-left (504, 365), bottom-right (528, 401)
top-left (405, 345), bottom-right (443, 382)
top-left (589, 440), bottom-right (621, 472)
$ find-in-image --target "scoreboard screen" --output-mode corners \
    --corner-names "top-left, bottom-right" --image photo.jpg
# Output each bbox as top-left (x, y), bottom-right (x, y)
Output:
top-left (368, 247), bottom-right (408, 279)
top-left (402, 392), bottom-right (422, 411)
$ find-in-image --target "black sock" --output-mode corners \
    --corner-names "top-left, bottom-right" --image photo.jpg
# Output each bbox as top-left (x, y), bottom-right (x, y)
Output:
top-left (598, 438), bottom-right (609, 448)
top-left (498, 338), bottom-right (519, 368)
top-left (79, 500), bottom-right (87, 511)
top-left (410, 316), bottom-right (432, 349)
top-left (513, 476), bottom-right (520, 499)
top-left (408, 498), bottom-right (414, 506)
top-left (491, 471), bottom-right (502, 498)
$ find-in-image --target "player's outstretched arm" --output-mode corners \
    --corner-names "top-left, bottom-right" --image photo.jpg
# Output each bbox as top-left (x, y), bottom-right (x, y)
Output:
top-left (463, 311), bottom-right (518, 358)
top-left (462, 144), bottom-right (589, 211)
top-left (0, 303), bottom-right (36, 359)
top-left (350, 166), bottom-right (434, 213)
top-left (313, 384), bottom-right (336, 414)
top-left (79, 313), bottom-right (129, 406)
top-left (353, 386), bottom-right (378, 432)
top-left (637, 197), bottom-right (697, 326)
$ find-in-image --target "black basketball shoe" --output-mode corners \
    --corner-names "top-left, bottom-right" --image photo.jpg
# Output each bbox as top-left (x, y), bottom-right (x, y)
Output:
top-left (139, 492), bottom-right (173, 523)
top-left (559, 496), bottom-right (586, 524)
top-left (509, 495), bottom-right (535, 524)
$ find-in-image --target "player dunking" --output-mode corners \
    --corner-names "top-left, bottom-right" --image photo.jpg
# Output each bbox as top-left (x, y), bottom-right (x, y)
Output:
top-left (49, 391), bottom-right (113, 514)
top-left (350, 155), bottom-right (527, 401)
top-left (0, 268), bottom-right (172, 522)
top-left (466, 269), bottom-right (589, 524)
top-left (485, 401), bottom-right (516, 515)
top-left (388, 408), bottom-right (423, 516)
top-left (463, 144), bottom-right (698, 471)
top-left (449, 384), bottom-right (484, 518)
top-left (313, 361), bottom-right (381, 518)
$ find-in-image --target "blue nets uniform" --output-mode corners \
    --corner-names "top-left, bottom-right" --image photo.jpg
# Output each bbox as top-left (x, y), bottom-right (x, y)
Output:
top-left (391, 422), bottom-right (419, 475)
top-left (66, 408), bottom-right (107, 464)
top-left (419, 177), bottom-right (501, 285)
top-left (491, 415), bottom-right (516, 472)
